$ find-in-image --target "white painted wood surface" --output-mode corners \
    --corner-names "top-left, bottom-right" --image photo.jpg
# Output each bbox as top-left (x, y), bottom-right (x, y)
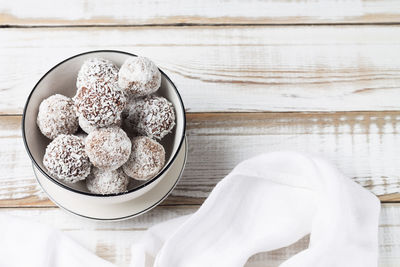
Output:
top-left (0, 0), bottom-right (399, 266)
top-left (1, 0), bottom-right (400, 25)
top-left (1, 26), bottom-right (400, 113)
top-left (1, 204), bottom-right (399, 266)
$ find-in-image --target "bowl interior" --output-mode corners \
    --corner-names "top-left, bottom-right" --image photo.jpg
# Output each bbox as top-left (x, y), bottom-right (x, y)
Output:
top-left (23, 51), bottom-right (185, 196)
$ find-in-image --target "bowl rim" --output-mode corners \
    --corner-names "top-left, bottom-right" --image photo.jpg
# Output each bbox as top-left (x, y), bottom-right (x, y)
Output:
top-left (22, 49), bottom-right (186, 198)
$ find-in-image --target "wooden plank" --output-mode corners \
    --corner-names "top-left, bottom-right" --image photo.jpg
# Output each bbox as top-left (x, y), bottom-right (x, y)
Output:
top-left (184, 112), bottom-right (400, 200)
top-left (1, 26), bottom-right (400, 114)
top-left (1, 0), bottom-right (400, 26)
top-left (0, 204), bottom-right (399, 266)
top-left (1, 112), bottom-right (399, 207)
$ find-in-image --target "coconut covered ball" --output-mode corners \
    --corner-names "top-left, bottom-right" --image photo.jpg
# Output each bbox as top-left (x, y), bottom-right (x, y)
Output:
top-left (37, 94), bottom-right (78, 139)
top-left (118, 56), bottom-right (161, 98)
top-left (124, 95), bottom-right (175, 140)
top-left (43, 134), bottom-right (91, 183)
top-left (123, 136), bottom-right (165, 181)
top-left (86, 167), bottom-right (129, 195)
top-left (85, 126), bottom-right (131, 170)
top-left (76, 58), bottom-right (119, 90)
top-left (74, 77), bottom-right (127, 128)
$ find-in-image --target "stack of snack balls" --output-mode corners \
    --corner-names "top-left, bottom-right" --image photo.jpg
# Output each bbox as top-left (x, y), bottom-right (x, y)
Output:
top-left (37, 57), bottom-right (175, 195)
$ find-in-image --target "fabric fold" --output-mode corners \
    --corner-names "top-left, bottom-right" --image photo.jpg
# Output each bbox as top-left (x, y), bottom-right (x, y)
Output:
top-left (135, 151), bottom-right (380, 267)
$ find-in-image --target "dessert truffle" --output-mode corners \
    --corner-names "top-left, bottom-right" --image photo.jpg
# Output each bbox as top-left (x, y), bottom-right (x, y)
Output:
top-left (74, 78), bottom-right (127, 127)
top-left (123, 136), bottom-right (165, 181)
top-left (76, 58), bottom-right (119, 90)
top-left (86, 167), bottom-right (129, 195)
top-left (118, 56), bottom-right (161, 98)
top-left (124, 95), bottom-right (175, 140)
top-left (85, 126), bottom-right (131, 170)
top-left (43, 134), bottom-right (91, 183)
top-left (37, 94), bottom-right (78, 139)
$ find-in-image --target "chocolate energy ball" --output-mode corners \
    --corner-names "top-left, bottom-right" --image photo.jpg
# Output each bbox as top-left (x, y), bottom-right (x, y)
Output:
top-left (74, 79), bottom-right (126, 128)
top-left (86, 167), bottom-right (129, 195)
top-left (118, 56), bottom-right (161, 98)
top-left (37, 94), bottom-right (78, 139)
top-left (124, 95), bottom-right (175, 140)
top-left (43, 134), bottom-right (91, 183)
top-left (76, 58), bottom-right (119, 90)
top-left (85, 127), bottom-right (131, 170)
top-left (123, 136), bottom-right (165, 181)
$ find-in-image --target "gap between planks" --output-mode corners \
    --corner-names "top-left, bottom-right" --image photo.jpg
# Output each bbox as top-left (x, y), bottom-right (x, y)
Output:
top-left (3, 22), bottom-right (400, 29)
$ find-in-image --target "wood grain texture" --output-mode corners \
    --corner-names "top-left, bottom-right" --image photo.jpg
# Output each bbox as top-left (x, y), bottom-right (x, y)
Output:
top-left (1, 26), bottom-right (400, 114)
top-left (1, 112), bottom-right (399, 207)
top-left (1, 1), bottom-right (399, 265)
top-left (1, 0), bottom-right (400, 26)
top-left (1, 204), bottom-right (399, 266)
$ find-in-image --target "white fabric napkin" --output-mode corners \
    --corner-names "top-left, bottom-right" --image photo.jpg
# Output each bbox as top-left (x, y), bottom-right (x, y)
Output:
top-left (131, 151), bottom-right (381, 267)
top-left (0, 151), bottom-right (380, 267)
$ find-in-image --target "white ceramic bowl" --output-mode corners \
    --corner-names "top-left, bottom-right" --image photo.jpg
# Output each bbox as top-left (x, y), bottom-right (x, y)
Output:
top-left (22, 50), bottom-right (186, 205)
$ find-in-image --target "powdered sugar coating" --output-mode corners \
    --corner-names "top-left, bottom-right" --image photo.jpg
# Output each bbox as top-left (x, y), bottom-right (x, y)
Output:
top-left (118, 57), bottom-right (161, 98)
top-left (86, 167), bottom-right (129, 195)
top-left (79, 113), bottom-right (121, 134)
top-left (85, 126), bottom-right (131, 170)
top-left (43, 134), bottom-right (91, 183)
top-left (76, 58), bottom-right (119, 90)
top-left (124, 95), bottom-right (175, 140)
top-left (74, 79), bottom-right (126, 127)
top-left (37, 94), bottom-right (78, 139)
top-left (123, 136), bottom-right (165, 181)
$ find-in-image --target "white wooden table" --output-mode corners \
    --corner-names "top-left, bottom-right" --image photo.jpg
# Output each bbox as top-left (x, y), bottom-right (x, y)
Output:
top-left (0, 1), bottom-right (400, 266)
